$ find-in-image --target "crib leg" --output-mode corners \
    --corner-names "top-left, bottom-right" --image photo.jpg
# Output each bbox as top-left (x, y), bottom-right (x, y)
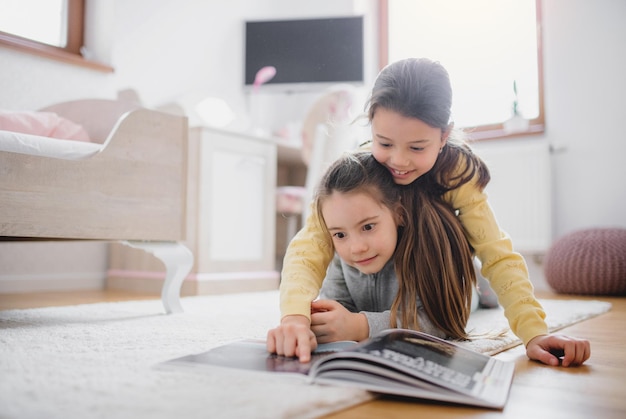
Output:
top-left (121, 241), bottom-right (194, 314)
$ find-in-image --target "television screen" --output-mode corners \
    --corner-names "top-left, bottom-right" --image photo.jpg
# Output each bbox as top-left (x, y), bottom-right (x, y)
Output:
top-left (245, 16), bottom-right (364, 90)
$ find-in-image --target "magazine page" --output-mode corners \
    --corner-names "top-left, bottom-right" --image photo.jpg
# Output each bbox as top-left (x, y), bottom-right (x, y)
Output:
top-left (308, 329), bottom-right (514, 408)
top-left (162, 339), bottom-right (358, 375)
top-left (311, 367), bottom-right (495, 408)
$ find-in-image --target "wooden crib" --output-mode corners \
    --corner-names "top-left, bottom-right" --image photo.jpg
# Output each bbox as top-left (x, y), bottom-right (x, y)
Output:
top-left (0, 99), bottom-right (193, 313)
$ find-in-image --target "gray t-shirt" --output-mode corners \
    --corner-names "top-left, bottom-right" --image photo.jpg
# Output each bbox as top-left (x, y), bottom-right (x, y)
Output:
top-left (319, 253), bottom-right (446, 338)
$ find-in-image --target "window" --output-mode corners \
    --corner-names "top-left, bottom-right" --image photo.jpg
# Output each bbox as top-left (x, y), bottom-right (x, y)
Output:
top-left (0, 0), bottom-right (68, 48)
top-left (0, 0), bottom-right (112, 72)
top-left (380, 0), bottom-right (543, 140)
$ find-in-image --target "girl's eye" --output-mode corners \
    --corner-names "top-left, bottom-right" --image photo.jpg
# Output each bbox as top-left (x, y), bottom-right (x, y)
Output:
top-left (410, 146), bottom-right (425, 151)
top-left (333, 232), bottom-right (346, 239)
top-left (363, 223), bottom-right (375, 232)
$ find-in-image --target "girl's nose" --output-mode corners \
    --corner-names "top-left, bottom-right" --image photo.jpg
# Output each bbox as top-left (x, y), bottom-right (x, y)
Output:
top-left (390, 150), bottom-right (409, 168)
top-left (350, 238), bottom-right (368, 254)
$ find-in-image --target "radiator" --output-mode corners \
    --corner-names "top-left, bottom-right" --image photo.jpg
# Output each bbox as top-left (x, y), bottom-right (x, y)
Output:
top-left (470, 140), bottom-right (552, 254)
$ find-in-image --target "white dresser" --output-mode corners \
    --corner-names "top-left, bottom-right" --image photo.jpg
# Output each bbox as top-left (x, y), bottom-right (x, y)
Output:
top-left (108, 126), bottom-right (283, 295)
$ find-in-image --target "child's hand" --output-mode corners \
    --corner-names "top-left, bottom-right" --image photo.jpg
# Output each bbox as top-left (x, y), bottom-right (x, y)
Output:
top-left (266, 315), bottom-right (317, 363)
top-left (310, 300), bottom-right (369, 343)
top-left (526, 334), bottom-right (591, 367)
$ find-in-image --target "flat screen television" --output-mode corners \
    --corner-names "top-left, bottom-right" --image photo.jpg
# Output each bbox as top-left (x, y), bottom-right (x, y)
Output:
top-left (244, 16), bottom-right (364, 91)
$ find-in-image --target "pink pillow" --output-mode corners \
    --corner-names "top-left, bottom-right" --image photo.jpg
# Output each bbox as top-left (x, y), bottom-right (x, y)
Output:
top-left (0, 110), bottom-right (91, 142)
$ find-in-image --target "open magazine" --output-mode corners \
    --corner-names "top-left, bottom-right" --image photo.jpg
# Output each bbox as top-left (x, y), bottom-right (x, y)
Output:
top-left (162, 328), bottom-right (514, 409)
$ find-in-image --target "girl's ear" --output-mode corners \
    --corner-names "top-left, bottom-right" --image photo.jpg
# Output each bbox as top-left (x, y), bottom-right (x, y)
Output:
top-left (394, 202), bottom-right (407, 227)
top-left (441, 122), bottom-right (454, 146)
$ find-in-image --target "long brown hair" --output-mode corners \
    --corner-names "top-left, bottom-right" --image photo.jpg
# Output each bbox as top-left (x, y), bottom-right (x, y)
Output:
top-left (391, 181), bottom-right (477, 340)
top-left (365, 58), bottom-right (483, 338)
top-left (314, 152), bottom-right (476, 340)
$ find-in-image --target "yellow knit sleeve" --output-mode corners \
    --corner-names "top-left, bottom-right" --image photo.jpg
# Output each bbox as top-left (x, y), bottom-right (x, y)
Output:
top-left (279, 202), bottom-right (335, 320)
top-left (444, 170), bottom-right (549, 346)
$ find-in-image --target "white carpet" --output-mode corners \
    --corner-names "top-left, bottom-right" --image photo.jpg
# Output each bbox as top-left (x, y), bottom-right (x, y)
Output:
top-left (0, 290), bottom-right (611, 419)
top-left (460, 298), bottom-right (611, 355)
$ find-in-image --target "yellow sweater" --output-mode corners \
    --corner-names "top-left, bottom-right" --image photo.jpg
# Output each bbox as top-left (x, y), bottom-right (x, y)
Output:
top-left (279, 157), bottom-right (549, 347)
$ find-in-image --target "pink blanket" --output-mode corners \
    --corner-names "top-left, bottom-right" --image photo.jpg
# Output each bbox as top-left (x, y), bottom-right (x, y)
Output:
top-left (0, 110), bottom-right (91, 142)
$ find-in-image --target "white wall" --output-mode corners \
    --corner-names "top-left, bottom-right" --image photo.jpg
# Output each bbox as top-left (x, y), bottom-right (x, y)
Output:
top-left (109, 0), bottom-right (375, 129)
top-left (542, 0), bottom-right (626, 235)
top-left (1, 0), bottom-right (624, 292)
top-left (0, 242), bottom-right (109, 293)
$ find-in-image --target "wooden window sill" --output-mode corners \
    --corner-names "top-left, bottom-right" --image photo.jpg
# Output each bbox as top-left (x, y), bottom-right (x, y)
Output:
top-left (466, 123), bottom-right (545, 142)
top-left (0, 32), bottom-right (113, 73)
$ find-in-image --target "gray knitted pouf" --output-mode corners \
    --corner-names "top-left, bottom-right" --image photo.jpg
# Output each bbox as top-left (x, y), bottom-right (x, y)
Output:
top-left (544, 228), bottom-right (626, 295)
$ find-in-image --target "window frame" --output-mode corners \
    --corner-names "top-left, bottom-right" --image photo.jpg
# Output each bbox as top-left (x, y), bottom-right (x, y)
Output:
top-left (0, 0), bottom-right (112, 72)
top-left (378, 0), bottom-right (544, 141)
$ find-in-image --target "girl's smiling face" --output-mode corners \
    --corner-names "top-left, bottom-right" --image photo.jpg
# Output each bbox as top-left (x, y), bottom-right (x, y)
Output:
top-left (321, 190), bottom-right (400, 275)
top-left (371, 107), bottom-right (448, 185)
